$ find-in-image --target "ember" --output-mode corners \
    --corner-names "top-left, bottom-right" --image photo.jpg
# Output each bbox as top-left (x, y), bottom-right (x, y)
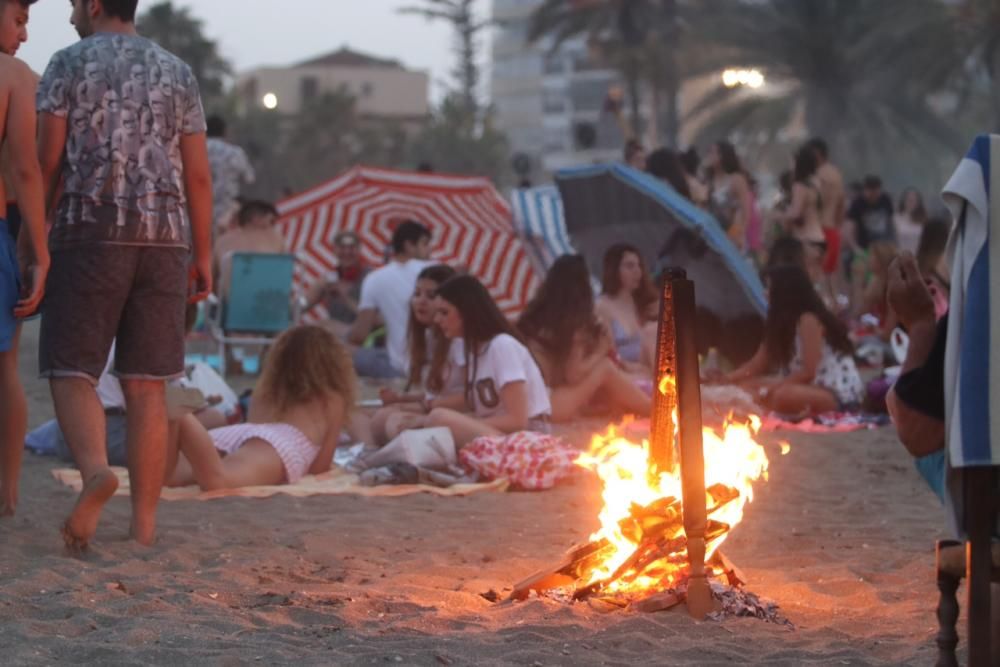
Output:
top-left (509, 270), bottom-right (779, 619)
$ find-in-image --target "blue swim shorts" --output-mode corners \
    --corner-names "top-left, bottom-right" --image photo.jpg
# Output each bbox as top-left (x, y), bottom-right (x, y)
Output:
top-left (0, 218), bottom-right (19, 352)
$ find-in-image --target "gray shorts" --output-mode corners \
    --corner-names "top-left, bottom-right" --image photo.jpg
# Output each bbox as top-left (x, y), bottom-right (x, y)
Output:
top-left (40, 245), bottom-right (188, 383)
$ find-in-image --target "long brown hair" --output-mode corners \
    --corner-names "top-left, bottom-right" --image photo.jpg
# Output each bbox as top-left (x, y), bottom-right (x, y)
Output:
top-left (601, 243), bottom-right (657, 321)
top-left (764, 266), bottom-right (853, 369)
top-left (434, 274), bottom-right (522, 406)
top-left (256, 325), bottom-right (356, 413)
top-left (406, 264), bottom-right (457, 392)
top-left (518, 255), bottom-right (601, 384)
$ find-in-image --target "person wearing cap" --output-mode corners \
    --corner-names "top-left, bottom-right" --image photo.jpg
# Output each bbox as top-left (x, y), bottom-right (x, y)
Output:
top-left (304, 230), bottom-right (370, 336)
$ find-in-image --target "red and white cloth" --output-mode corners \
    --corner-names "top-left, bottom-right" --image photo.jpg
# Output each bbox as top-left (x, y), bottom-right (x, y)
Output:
top-left (459, 431), bottom-right (578, 491)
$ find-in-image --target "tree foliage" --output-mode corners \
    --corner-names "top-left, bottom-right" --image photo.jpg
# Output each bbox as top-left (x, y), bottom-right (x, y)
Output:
top-left (407, 93), bottom-right (510, 183)
top-left (136, 1), bottom-right (232, 111)
top-left (398, 0), bottom-right (488, 116)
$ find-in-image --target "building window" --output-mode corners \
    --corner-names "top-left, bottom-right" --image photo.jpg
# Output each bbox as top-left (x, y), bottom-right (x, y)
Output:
top-left (300, 76), bottom-right (318, 103)
top-left (360, 82), bottom-right (374, 97)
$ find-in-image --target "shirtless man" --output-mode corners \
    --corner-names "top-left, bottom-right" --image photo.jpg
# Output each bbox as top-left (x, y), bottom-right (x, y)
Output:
top-left (213, 199), bottom-right (286, 294)
top-left (807, 137), bottom-right (847, 296)
top-left (0, 0), bottom-right (50, 518)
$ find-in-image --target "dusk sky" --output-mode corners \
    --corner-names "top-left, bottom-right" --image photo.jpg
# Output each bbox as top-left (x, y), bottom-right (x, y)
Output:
top-left (18, 1), bottom-right (489, 100)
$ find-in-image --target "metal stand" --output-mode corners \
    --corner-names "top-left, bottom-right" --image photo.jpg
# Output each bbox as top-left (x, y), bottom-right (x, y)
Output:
top-left (651, 269), bottom-right (713, 619)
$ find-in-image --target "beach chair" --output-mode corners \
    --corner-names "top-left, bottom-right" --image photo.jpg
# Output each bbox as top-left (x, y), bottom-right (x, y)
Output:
top-left (206, 252), bottom-right (301, 376)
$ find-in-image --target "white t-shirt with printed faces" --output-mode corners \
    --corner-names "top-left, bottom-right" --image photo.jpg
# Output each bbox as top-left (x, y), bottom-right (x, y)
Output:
top-left (358, 258), bottom-right (433, 373)
top-left (450, 334), bottom-right (551, 420)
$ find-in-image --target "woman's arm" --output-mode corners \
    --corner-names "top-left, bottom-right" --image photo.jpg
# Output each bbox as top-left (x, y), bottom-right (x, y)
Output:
top-left (781, 314), bottom-right (823, 385)
top-left (724, 343), bottom-right (769, 383)
top-left (481, 380), bottom-right (530, 433)
top-left (308, 393), bottom-right (347, 476)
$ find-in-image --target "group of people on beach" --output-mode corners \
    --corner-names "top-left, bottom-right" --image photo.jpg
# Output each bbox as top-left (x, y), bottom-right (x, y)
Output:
top-left (0, 0), bottom-right (971, 559)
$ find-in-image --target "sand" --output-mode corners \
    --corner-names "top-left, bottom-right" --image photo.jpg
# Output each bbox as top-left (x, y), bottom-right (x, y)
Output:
top-left (0, 321), bottom-right (954, 665)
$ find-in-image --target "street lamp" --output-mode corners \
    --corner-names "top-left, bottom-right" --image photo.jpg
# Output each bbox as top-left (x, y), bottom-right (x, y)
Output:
top-left (262, 92), bottom-right (279, 110)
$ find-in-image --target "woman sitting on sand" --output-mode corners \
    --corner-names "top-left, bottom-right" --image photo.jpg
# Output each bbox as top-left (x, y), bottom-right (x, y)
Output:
top-left (595, 243), bottom-right (658, 375)
top-left (167, 325), bottom-right (355, 490)
top-left (518, 255), bottom-right (651, 422)
top-left (723, 265), bottom-right (864, 415)
top-left (369, 264), bottom-right (461, 447)
top-left (418, 274), bottom-right (551, 447)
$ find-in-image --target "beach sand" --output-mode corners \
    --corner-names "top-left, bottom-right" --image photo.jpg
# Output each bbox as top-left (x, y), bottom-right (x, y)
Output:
top-left (1, 321), bottom-right (954, 665)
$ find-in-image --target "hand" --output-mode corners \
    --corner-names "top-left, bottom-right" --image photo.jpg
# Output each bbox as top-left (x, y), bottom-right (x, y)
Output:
top-left (14, 252), bottom-right (50, 318)
top-left (887, 253), bottom-right (936, 331)
top-left (188, 254), bottom-right (212, 304)
top-left (379, 387), bottom-right (401, 404)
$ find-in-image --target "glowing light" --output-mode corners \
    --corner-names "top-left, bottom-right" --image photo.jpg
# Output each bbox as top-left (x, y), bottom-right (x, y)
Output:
top-left (574, 402), bottom-right (770, 595)
top-left (262, 93), bottom-right (279, 110)
top-left (722, 68), bottom-right (765, 89)
top-left (780, 442), bottom-right (791, 456)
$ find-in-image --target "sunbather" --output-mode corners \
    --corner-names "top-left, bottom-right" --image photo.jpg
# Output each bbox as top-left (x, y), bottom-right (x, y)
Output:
top-left (518, 255), bottom-right (651, 422)
top-left (419, 274), bottom-right (551, 448)
top-left (166, 325), bottom-right (354, 490)
top-left (723, 265), bottom-right (863, 415)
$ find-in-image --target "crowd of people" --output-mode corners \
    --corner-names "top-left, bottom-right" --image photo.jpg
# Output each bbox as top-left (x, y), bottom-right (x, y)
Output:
top-left (0, 0), bottom-right (967, 560)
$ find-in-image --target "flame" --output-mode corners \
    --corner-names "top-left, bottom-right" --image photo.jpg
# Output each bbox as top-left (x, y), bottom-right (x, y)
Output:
top-left (573, 401), bottom-right (769, 595)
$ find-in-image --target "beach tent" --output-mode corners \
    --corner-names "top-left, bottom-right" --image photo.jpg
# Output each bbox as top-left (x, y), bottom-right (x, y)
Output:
top-left (277, 167), bottom-right (541, 319)
top-left (555, 163), bottom-right (767, 363)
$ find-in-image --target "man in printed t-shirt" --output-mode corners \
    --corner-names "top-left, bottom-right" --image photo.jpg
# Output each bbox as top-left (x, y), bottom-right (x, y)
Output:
top-left (36, 0), bottom-right (213, 549)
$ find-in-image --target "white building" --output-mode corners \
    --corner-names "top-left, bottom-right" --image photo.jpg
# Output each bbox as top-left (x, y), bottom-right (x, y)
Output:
top-left (235, 48), bottom-right (430, 128)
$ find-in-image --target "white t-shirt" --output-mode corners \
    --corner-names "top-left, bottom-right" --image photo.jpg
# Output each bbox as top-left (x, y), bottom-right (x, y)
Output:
top-left (358, 258), bottom-right (433, 373)
top-left (450, 334), bottom-right (551, 420)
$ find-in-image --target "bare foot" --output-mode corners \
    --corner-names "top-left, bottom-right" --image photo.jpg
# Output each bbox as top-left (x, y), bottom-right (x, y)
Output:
top-left (129, 516), bottom-right (157, 547)
top-left (62, 469), bottom-right (119, 553)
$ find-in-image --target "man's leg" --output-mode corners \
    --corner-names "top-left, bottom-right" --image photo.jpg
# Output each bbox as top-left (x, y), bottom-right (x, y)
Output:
top-left (114, 246), bottom-right (189, 545)
top-left (120, 378), bottom-right (167, 546)
top-left (51, 377), bottom-right (119, 550)
top-left (0, 325), bottom-right (25, 516)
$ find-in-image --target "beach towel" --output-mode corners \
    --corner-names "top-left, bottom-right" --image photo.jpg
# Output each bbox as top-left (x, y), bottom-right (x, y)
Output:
top-left (758, 412), bottom-right (890, 434)
top-left (941, 134), bottom-right (1000, 469)
top-left (459, 431), bottom-right (578, 491)
top-left (51, 467), bottom-right (508, 501)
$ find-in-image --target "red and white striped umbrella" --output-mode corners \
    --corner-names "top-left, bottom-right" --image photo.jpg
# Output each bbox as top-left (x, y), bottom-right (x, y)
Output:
top-left (277, 166), bottom-right (540, 319)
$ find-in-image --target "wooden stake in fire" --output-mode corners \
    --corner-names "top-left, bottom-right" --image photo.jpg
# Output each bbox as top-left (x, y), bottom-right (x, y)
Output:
top-left (651, 268), bottom-right (714, 619)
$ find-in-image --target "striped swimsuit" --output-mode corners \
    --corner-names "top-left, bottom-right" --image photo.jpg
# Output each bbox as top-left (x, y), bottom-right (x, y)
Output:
top-left (209, 423), bottom-right (320, 484)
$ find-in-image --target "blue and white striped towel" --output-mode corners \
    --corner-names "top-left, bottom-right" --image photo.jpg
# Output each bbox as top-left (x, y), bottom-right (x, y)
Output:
top-left (941, 134), bottom-right (1000, 468)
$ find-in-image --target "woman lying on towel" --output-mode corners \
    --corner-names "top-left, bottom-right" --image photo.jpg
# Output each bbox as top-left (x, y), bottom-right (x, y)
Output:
top-left (166, 325), bottom-right (355, 490)
top-left (721, 265), bottom-right (864, 415)
top-left (369, 264), bottom-right (461, 447)
top-left (415, 274), bottom-right (552, 448)
top-left (518, 255), bottom-right (652, 422)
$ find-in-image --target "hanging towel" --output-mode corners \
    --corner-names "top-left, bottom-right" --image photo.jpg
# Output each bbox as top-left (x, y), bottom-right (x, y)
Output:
top-left (941, 134), bottom-right (1000, 468)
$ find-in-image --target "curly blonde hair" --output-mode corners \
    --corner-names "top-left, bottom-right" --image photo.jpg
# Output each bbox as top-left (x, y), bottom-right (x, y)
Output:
top-left (255, 325), bottom-right (357, 414)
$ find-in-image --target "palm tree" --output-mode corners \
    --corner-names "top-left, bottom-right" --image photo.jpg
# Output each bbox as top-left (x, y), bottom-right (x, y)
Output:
top-left (136, 1), bottom-right (232, 110)
top-left (399, 0), bottom-right (489, 118)
top-left (683, 0), bottom-right (962, 185)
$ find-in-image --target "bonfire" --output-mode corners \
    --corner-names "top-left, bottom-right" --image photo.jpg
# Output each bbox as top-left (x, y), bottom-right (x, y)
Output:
top-left (509, 270), bottom-right (787, 621)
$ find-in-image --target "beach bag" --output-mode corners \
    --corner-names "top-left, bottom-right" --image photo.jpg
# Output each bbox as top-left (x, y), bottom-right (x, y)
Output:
top-left (359, 427), bottom-right (457, 470)
top-left (459, 431), bottom-right (578, 491)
